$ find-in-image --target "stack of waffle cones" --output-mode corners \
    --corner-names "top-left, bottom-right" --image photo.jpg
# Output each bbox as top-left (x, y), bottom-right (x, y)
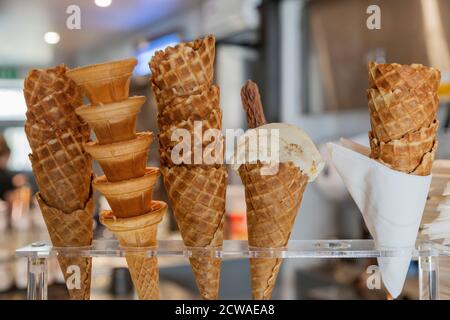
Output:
top-left (68, 59), bottom-right (167, 300)
top-left (238, 81), bottom-right (309, 299)
top-left (24, 65), bottom-right (93, 300)
top-left (367, 62), bottom-right (441, 175)
top-left (149, 35), bottom-right (227, 300)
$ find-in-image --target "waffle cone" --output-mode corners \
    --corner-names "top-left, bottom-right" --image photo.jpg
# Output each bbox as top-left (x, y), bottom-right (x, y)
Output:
top-left (29, 130), bottom-right (92, 212)
top-left (36, 193), bottom-right (93, 300)
top-left (158, 102), bottom-right (223, 167)
top-left (367, 62), bottom-right (440, 142)
top-left (368, 62), bottom-right (441, 95)
top-left (161, 165), bottom-right (227, 299)
top-left (159, 137), bottom-right (224, 168)
top-left (76, 96), bottom-right (145, 144)
top-left (149, 35), bottom-right (215, 94)
top-left (157, 85), bottom-right (220, 123)
top-left (158, 108), bottom-right (222, 150)
top-left (24, 65), bottom-right (82, 107)
top-left (25, 89), bottom-right (85, 133)
top-left (84, 132), bottom-right (152, 182)
top-left (412, 141), bottom-right (437, 176)
top-left (67, 58), bottom-right (137, 105)
top-left (93, 167), bottom-right (160, 218)
top-left (25, 122), bottom-right (88, 151)
top-left (100, 201), bottom-right (167, 299)
top-left (238, 162), bottom-right (308, 299)
top-left (151, 81), bottom-right (212, 109)
top-left (369, 120), bottom-right (438, 173)
top-left (24, 65), bottom-right (88, 149)
top-left (367, 88), bottom-right (438, 142)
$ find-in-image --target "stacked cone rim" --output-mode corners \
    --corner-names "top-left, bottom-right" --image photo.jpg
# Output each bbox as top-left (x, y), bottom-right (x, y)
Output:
top-left (84, 132), bottom-right (152, 159)
top-left (67, 58), bottom-right (137, 85)
top-left (100, 201), bottom-right (167, 233)
top-left (93, 167), bottom-right (159, 195)
top-left (76, 96), bottom-right (145, 121)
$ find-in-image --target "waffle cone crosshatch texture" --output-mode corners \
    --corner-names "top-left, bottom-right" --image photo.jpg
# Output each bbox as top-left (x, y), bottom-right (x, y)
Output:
top-left (23, 65), bottom-right (94, 300)
top-left (367, 62), bottom-right (441, 175)
top-left (8, 1), bottom-right (450, 305)
top-left (150, 35), bottom-right (228, 300)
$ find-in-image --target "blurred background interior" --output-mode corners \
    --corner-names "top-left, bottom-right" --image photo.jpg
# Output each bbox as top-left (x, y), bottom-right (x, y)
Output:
top-left (1, 0), bottom-right (450, 300)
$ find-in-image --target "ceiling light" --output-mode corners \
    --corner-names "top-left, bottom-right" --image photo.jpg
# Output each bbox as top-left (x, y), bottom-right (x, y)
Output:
top-left (95, 0), bottom-right (112, 7)
top-left (44, 32), bottom-right (60, 44)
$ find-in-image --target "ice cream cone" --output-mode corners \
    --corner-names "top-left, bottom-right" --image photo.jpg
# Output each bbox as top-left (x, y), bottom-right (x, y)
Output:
top-left (368, 62), bottom-right (441, 95)
top-left (161, 165), bottom-right (227, 300)
top-left (24, 65), bottom-right (82, 107)
top-left (25, 89), bottom-right (85, 132)
top-left (159, 137), bottom-right (224, 168)
top-left (99, 201), bottom-right (167, 300)
top-left (233, 80), bottom-right (324, 300)
top-left (24, 65), bottom-right (88, 149)
top-left (149, 35), bottom-right (215, 95)
top-left (158, 108), bottom-right (222, 150)
top-left (151, 81), bottom-right (212, 110)
top-left (25, 121), bottom-right (87, 151)
top-left (29, 130), bottom-right (92, 213)
top-left (367, 62), bottom-right (441, 143)
top-left (24, 65), bottom-right (94, 300)
top-left (93, 167), bottom-right (160, 218)
top-left (411, 141), bottom-right (438, 176)
top-left (238, 162), bottom-right (308, 299)
top-left (76, 96), bottom-right (145, 144)
top-left (367, 88), bottom-right (438, 142)
top-left (67, 58), bottom-right (137, 105)
top-left (84, 132), bottom-right (152, 182)
top-left (369, 120), bottom-right (438, 174)
top-left (36, 193), bottom-right (94, 300)
top-left (157, 85), bottom-right (220, 124)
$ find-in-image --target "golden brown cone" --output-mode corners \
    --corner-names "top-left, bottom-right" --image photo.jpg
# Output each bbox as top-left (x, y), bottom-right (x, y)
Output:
top-left (412, 141), bottom-right (437, 176)
top-left (159, 138), bottom-right (224, 168)
top-left (24, 65), bottom-right (93, 300)
top-left (67, 58), bottom-right (137, 105)
top-left (238, 162), bottom-right (308, 299)
top-left (24, 65), bottom-right (89, 149)
top-left (237, 81), bottom-right (310, 299)
top-left (24, 65), bottom-right (82, 107)
top-left (369, 120), bottom-right (438, 173)
top-left (161, 165), bottom-right (227, 300)
top-left (100, 201), bottom-right (167, 300)
top-left (151, 80), bottom-right (212, 109)
top-left (375, 141), bottom-right (438, 176)
top-left (25, 122), bottom-right (88, 152)
top-left (36, 193), bottom-right (93, 300)
top-left (149, 35), bottom-right (215, 94)
top-left (367, 62), bottom-right (440, 142)
top-left (93, 168), bottom-right (160, 218)
top-left (158, 108), bottom-right (222, 150)
top-left (368, 62), bottom-right (441, 95)
top-left (29, 130), bottom-right (92, 213)
top-left (25, 90), bottom-right (85, 135)
top-left (76, 96), bottom-right (145, 144)
top-left (157, 85), bottom-right (220, 124)
top-left (157, 93), bottom-right (223, 167)
top-left (367, 88), bottom-right (438, 143)
top-left (84, 132), bottom-right (153, 182)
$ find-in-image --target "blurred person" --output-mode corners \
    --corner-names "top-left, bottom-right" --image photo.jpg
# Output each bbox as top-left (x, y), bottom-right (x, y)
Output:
top-left (0, 135), bottom-right (15, 201)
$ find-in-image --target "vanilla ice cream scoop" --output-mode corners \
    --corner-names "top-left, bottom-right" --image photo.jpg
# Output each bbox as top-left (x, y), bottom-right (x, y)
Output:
top-left (231, 123), bottom-right (325, 181)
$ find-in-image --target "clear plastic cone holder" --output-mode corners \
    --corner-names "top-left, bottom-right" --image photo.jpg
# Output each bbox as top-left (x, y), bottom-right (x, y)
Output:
top-left (16, 239), bottom-right (447, 300)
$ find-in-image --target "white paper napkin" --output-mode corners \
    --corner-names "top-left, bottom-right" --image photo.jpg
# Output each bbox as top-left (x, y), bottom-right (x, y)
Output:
top-left (327, 140), bottom-right (432, 298)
